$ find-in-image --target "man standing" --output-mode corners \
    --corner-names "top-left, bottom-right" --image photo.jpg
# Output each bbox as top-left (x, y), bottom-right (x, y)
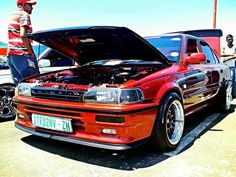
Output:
top-left (225, 34), bottom-right (236, 54)
top-left (7, 0), bottom-right (39, 85)
top-left (222, 34), bottom-right (236, 56)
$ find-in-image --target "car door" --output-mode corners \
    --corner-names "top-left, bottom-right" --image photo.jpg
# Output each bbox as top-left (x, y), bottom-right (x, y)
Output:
top-left (199, 40), bottom-right (224, 96)
top-left (0, 56), bottom-right (11, 85)
top-left (183, 38), bottom-right (212, 109)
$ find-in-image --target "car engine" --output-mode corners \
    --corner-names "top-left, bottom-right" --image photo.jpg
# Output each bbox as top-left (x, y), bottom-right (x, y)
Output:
top-left (28, 61), bottom-right (165, 101)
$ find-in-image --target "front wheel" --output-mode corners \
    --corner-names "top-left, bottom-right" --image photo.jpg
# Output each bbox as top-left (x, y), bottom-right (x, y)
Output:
top-left (151, 92), bottom-right (185, 152)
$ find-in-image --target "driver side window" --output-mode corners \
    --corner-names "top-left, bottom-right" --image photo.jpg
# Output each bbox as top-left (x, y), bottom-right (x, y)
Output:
top-left (186, 39), bottom-right (199, 56)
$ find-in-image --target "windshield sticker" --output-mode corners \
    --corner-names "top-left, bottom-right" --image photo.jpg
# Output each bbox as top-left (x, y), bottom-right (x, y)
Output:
top-left (170, 52), bottom-right (179, 57)
top-left (171, 38), bottom-right (181, 41)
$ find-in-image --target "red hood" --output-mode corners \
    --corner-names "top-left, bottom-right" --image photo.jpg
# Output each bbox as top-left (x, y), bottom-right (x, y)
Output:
top-left (26, 26), bottom-right (170, 66)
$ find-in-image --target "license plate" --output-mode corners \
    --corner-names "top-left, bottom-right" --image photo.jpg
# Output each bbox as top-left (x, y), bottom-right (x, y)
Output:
top-left (32, 113), bottom-right (73, 133)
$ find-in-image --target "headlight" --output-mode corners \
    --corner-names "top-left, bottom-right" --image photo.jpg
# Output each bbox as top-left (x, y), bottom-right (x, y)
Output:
top-left (120, 89), bottom-right (144, 104)
top-left (83, 88), bottom-right (119, 104)
top-left (17, 83), bottom-right (34, 96)
top-left (83, 87), bottom-right (144, 104)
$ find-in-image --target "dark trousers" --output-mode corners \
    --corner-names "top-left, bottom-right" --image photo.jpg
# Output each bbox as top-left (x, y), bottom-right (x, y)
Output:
top-left (7, 55), bottom-right (39, 85)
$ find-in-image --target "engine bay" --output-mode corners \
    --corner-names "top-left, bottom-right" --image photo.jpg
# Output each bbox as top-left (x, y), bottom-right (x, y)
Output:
top-left (34, 60), bottom-right (165, 88)
top-left (25, 60), bottom-right (165, 101)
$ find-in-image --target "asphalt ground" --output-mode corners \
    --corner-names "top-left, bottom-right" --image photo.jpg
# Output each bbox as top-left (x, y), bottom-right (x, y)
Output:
top-left (0, 99), bottom-right (236, 177)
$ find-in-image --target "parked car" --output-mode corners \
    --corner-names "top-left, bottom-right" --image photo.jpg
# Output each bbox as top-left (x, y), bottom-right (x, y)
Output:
top-left (0, 47), bottom-right (76, 120)
top-left (13, 26), bottom-right (232, 151)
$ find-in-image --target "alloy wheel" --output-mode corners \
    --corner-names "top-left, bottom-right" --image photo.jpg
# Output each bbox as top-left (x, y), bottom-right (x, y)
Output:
top-left (0, 85), bottom-right (15, 119)
top-left (225, 83), bottom-right (232, 111)
top-left (166, 100), bottom-right (184, 145)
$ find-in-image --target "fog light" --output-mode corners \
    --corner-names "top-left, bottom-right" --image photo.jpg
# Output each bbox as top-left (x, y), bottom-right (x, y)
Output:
top-left (96, 115), bottom-right (124, 124)
top-left (18, 114), bottom-right (25, 119)
top-left (102, 128), bottom-right (117, 135)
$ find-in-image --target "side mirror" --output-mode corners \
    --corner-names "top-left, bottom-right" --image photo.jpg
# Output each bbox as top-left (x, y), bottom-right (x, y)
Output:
top-left (184, 53), bottom-right (206, 65)
top-left (38, 59), bottom-right (51, 68)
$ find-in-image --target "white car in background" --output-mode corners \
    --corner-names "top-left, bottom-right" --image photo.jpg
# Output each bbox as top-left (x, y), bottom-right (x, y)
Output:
top-left (0, 46), bottom-right (77, 120)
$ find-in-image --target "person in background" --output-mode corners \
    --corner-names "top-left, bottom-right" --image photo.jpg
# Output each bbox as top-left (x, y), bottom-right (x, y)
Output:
top-left (222, 34), bottom-right (236, 60)
top-left (7, 0), bottom-right (39, 85)
top-left (225, 34), bottom-right (236, 54)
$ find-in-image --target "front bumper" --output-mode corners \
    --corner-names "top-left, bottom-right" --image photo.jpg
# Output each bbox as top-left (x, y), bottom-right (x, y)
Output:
top-left (14, 96), bottom-right (158, 150)
top-left (15, 122), bottom-right (148, 150)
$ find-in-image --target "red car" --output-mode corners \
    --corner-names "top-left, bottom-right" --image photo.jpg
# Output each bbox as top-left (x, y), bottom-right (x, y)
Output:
top-left (14, 26), bottom-right (232, 151)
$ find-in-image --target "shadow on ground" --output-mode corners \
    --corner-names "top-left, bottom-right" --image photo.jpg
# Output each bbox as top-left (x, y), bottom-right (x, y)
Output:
top-left (0, 118), bottom-right (14, 123)
top-left (21, 104), bottom-right (236, 171)
top-left (22, 135), bottom-right (168, 170)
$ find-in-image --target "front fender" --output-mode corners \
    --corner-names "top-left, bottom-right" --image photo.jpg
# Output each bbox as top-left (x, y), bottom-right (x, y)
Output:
top-left (155, 82), bottom-right (183, 105)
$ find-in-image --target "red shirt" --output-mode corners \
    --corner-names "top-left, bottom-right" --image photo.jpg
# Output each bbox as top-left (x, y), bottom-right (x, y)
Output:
top-left (7, 9), bottom-right (33, 56)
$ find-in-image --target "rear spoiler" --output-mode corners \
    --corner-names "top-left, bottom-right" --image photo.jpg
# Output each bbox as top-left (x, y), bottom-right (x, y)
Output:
top-left (174, 29), bottom-right (222, 37)
top-left (169, 29), bottom-right (223, 57)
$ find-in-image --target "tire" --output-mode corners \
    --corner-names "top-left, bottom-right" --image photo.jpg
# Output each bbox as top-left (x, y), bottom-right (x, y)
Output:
top-left (218, 81), bottom-right (232, 112)
top-left (151, 92), bottom-right (185, 152)
top-left (0, 84), bottom-right (16, 120)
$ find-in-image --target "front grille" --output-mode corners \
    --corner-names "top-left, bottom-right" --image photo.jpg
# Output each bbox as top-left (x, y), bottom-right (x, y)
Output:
top-left (31, 86), bottom-right (85, 101)
top-left (26, 106), bottom-right (81, 118)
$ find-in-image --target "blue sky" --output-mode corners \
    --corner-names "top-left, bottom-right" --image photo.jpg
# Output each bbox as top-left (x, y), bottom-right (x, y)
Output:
top-left (0, 0), bottom-right (235, 44)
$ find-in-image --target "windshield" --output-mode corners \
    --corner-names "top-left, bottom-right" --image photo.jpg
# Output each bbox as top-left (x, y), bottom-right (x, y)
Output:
top-left (146, 35), bottom-right (182, 63)
top-left (33, 44), bottom-right (47, 58)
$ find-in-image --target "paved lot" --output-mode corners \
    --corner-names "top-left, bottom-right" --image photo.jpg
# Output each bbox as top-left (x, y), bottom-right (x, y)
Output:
top-left (0, 99), bottom-right (236, 177)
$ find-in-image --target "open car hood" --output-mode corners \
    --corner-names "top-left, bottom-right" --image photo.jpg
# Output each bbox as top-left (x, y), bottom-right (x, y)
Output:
top-left (27, 26), bottom-right (170, 66)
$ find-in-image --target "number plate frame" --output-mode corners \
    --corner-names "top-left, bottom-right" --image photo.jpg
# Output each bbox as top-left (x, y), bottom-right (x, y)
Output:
top-left (32, 113), bottom-right (73, 133)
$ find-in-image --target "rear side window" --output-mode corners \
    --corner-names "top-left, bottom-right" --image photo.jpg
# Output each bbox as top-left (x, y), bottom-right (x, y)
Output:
top-left (200, 41), bottom-right (219, 64)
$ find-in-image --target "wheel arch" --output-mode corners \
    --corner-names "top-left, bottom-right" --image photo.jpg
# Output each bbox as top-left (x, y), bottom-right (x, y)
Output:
top-left (151, 90), bottom-right (185, 151)
top-left (0, 83), bottom-right (16, 87)
top-left (155, 82), bottom-right (184, 105)
top-left (154, 83), bottom-right (184, 129)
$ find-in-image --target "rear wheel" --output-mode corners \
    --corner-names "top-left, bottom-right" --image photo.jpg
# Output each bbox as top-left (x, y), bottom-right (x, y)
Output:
top-left (218, 81), bottom-right (232, 112)
top-left (0, 84), bottom-right (16, 120)
top-left (151, 92), bottom-right (184, 151)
